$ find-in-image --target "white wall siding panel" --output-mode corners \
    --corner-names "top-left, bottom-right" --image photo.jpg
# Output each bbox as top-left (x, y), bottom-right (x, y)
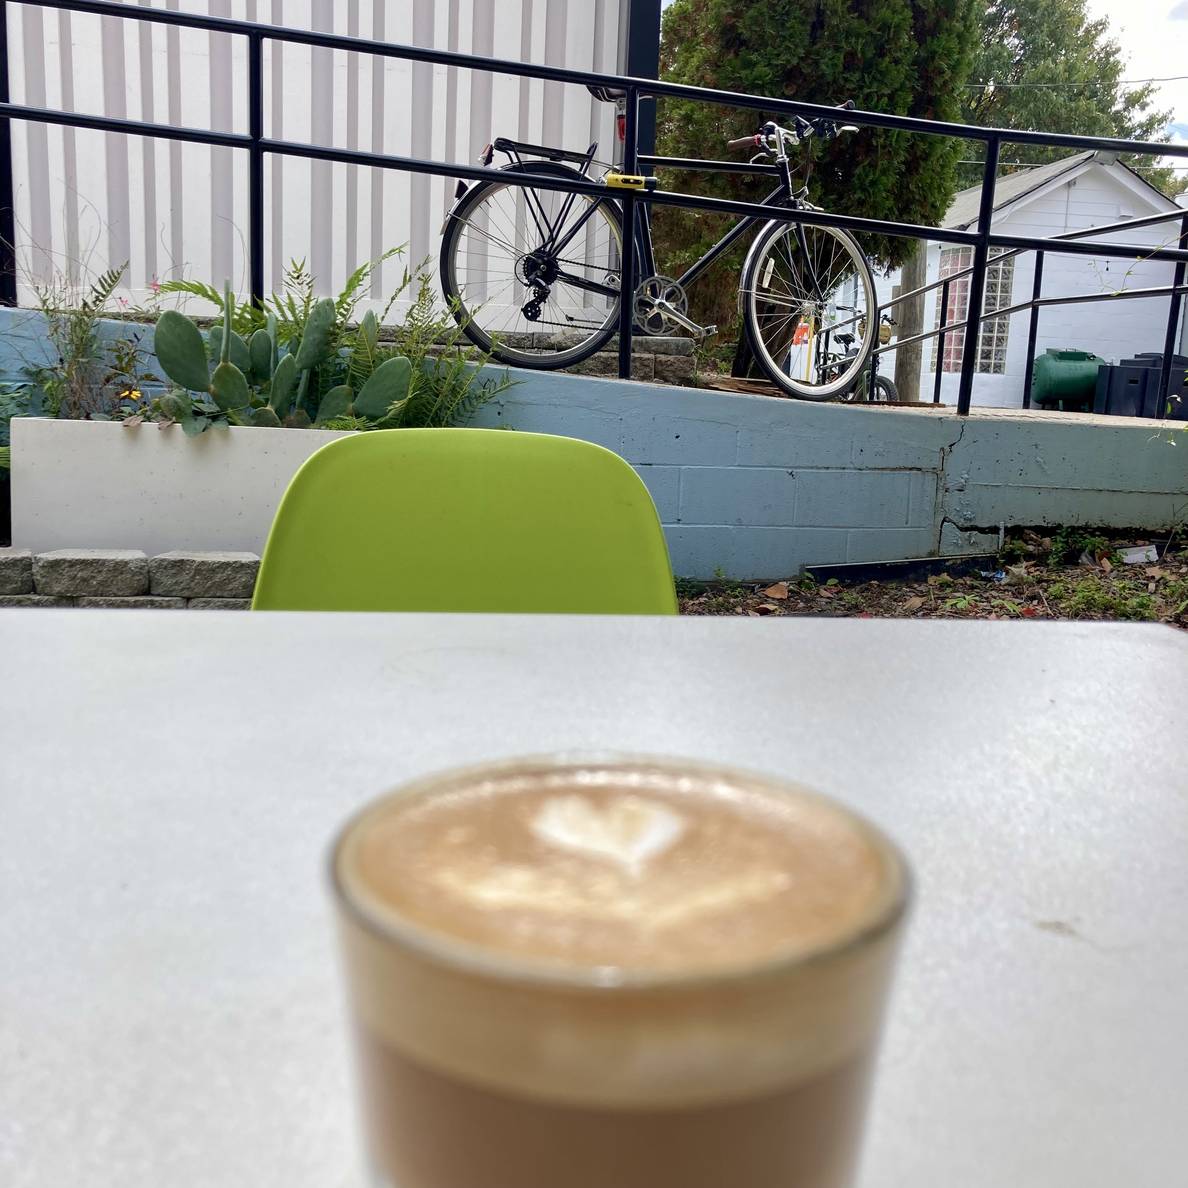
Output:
top-left (5, 0), bottom-right (626, 312)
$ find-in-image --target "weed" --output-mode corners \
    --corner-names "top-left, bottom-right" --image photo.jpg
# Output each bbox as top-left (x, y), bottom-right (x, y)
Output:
top-left (999, 538), bottom-right (1029, 564)
top-left (1058, 578), bottom-right (1156, 621)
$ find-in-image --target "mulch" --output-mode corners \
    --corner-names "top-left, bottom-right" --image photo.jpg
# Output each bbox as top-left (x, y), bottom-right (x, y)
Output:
top-left (679, 530), bottom-right (1188, 629)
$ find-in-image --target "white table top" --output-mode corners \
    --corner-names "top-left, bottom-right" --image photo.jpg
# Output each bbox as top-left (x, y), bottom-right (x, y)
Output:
top-left (2, 611), bottom-right (1186, 1188)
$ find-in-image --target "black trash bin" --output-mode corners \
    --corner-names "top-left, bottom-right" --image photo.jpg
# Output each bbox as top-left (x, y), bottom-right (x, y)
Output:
top-left (1095, 360), bottom-right (1188, 420)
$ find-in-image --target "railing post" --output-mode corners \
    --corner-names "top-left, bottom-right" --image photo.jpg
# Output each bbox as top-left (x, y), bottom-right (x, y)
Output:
top-left (956, 135), bottom-right (1000, 416)
top-left (617, 87), bottom-right (639, 381)
top-left (0, 0), bottom-right (17, 307)
top-left (248, 31), bottom-right (265, 308)
top-left (1021, 249), bottom-right (1044, 410)
top-left (932, 278), bottom-right (949, 404)
top-left (1155, 213), bottom-right (1188, 419)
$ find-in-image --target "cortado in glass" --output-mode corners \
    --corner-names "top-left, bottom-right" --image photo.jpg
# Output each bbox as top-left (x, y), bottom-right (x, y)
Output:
top-left (331, 755), bottom-right (909, 1188)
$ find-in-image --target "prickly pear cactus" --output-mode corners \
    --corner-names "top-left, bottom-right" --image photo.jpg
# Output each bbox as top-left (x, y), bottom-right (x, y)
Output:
top-left (354, 355), bottom-right (412, 421)
top-left (154, 311), bottom-right (211, 393)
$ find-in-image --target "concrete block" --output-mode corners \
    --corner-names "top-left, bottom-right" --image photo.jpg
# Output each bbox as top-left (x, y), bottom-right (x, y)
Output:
top-left (33, 549), bottom-right (149, 597)
top-left (149, 551), bottom-right (259, 599)
top-left (949, 484), bottom-right (1188, 532)
top-left (188, 598), bottom-right (252, 610)
top-left (609, 336), bottom-right (693, 357)
top-left (729, 527), bottom-right (849, 578)
top-left (939, 522), bottom-right (1000, 555)
top-left (663, 526), bottom-right (737, 580)
top-left (849, 409), bottom-right (954, 470)
top-left (0, 548), bottom-right (33, 595)
top-left (75, 596), bottom-right (187, 609)
top-left (653, 355), bottom-right (697, 385)
top-left (845, 527), bottom-right (939, 564)
top-left (794, 471), bottom-right (931, 529)
top-left (736, 425), bottom-right (852, 469)
top-left (678, 466), bottom-right (796, 527)
top-left (0, 594), bottom-right (74, 607)
top-left (477, 399), bottom-right (623, 452)
top-left (633, 465), bottom-right (680, 521)
top-left (621, 413), bottom-right (737, 467)
top-left (570, 353), bottom-right (654, 381)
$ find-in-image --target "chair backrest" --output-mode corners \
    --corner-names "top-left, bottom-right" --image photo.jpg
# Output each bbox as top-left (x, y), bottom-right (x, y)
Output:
top-left (252, 428), bottom-right (677, 614)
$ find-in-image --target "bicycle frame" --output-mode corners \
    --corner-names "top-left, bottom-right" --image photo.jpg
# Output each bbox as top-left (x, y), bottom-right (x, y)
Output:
top-left (490, 137), bottom-right (828, 311)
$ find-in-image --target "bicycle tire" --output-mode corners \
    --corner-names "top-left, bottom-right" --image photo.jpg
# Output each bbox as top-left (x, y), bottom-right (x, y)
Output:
top-left (740, 219), bottom-right (877, 401)
top-left (872, 375), bottom-right (898, 402)
top-left (440, 162), bottom-right (625, 370)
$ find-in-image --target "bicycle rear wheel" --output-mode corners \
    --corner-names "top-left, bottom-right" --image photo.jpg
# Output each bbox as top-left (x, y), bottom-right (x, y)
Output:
top-left (741, 220), bottom-right (877, 400)
top-left (440, 163), bottom-right (624, 369)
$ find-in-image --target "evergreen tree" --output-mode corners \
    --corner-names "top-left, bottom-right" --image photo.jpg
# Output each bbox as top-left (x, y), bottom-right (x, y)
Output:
top-left (961, 0), bottom-right (1179, 193)
top-left (653, 0), bottom-right (977, 332)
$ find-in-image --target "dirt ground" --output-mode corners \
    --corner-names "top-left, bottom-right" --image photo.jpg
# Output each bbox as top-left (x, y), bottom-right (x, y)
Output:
top-left (678, 528), bottom-right (1188, 629)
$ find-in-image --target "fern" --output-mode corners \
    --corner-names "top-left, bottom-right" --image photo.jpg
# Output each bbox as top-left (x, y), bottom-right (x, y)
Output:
top-left (82, 263), bottom-right (128, 314)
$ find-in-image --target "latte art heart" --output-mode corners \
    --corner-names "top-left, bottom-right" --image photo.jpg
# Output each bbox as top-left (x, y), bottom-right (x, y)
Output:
top-left (531, 793), bottom-right (686, 874)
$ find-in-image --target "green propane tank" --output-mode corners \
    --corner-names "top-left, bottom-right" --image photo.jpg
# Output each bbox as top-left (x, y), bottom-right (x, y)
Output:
top-left (1030, 348), bottom-right (1104, 410)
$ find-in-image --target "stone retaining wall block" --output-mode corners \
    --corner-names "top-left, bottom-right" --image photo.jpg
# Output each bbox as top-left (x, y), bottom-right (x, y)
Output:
top-left (75, 596), bottom-right (187, 609)
top-left (33, 549), bottom-right (149, 596)
top-left (150, 551), bottom-right (260, 599)
top-left (0, 548), bottom-right (33, 595)
top-left (0, 594), bottom-right (74, 607)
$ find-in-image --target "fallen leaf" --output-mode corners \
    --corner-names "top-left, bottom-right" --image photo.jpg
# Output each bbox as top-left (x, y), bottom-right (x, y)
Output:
top-left (1099, 556), bottom-right (1113, 575)
top-left (755, 603), bottom-right (779, 615)
top-left (1146, 566), bottom-right (1165, 580)
top-left (762, 582), bottom-right (789, 600)
top-left (1020, 606), bottom-right (1038, 618)
top-left (903, 595), bottom-right (925, 612)
top-left (745, 609), bottom-right (760, 617)
top-left (817, 586), bottom-right (836, 599)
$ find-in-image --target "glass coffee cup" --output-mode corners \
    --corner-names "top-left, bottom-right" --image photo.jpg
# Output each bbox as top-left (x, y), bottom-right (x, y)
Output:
top-left (331, 755), bottom-right (910, 1188)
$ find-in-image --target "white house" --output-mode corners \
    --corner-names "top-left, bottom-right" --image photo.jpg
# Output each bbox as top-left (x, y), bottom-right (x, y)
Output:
top-left (876, 152), bottom-right (1187, 407)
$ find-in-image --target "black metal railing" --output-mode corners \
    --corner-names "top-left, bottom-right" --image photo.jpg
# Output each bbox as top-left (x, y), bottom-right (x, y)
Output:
top-left (2, 0), bottom-right (1187, 417)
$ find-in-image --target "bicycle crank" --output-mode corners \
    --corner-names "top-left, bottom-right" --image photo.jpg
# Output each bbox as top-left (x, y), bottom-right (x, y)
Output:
top-left (633, 275), bottom-right (715, 339)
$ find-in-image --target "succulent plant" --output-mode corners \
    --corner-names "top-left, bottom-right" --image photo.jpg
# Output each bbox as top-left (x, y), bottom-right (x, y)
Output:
top-left (152, 282), bottom-right (412, 432)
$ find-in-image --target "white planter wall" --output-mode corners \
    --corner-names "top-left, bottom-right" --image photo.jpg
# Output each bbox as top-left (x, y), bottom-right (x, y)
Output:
top-left (10, 418), bottom-right (351, 554)
top-left (6, 0), bottom-right (624, 311)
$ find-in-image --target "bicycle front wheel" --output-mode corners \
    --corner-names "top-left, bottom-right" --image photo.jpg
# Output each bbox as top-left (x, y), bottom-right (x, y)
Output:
top-left (440, 163), bottom-right (624, 369)
top-left (741, 220), bottom-right (877, 400)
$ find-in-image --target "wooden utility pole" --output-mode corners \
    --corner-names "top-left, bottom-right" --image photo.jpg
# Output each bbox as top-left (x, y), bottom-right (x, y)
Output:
top-left (893, 241), bottom-right (929, 402)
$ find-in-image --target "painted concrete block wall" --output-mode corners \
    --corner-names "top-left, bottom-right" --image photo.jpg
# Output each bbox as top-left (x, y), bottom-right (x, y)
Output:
top-left (8, 298), bottom-right (1184, 579)
top-left (473, 369), bottom-right (1188, 578)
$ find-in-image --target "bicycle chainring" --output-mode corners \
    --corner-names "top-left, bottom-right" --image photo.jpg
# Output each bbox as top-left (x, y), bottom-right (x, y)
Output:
top-left (632, 275), bottom-right (688, 336)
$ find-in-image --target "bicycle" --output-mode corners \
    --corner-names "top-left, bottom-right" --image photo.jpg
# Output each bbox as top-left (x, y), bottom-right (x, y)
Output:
top-left (840, 314), bottom-right (900, 403)
top-left (439, 93), bottom-right (879, 401)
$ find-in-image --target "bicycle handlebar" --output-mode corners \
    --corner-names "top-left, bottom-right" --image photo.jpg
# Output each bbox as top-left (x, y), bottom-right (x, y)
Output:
top-left (726, 100), bottom-right (857, 151)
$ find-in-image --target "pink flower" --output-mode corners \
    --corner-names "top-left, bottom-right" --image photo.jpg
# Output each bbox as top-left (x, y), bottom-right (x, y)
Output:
top-left (149, 277), bottom-right (161, 294)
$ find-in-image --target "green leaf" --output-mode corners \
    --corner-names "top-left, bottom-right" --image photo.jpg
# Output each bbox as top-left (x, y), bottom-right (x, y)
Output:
top-left (354, 355), bottom-right (412, 420)
top-left (268, 353), bottom-right (298, 416)
top-left (210, 361), bottom-right (250, 411)
top-left (315, 384), bottom-right (354, 425)
top-left (294, 298), bottom-right (336, 371)
top-left (154, 310), bottom-right (211, 392)
top-left (249, 329), bottom-right (273, 381)
top-left (251, 405), bottom-right (282, 428)
top-left (181, 413), bottom-right (208, 437)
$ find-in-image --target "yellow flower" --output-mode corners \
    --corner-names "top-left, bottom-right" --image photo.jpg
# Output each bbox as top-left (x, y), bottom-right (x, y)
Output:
top-left (120, 389), bottom-right (142, 401)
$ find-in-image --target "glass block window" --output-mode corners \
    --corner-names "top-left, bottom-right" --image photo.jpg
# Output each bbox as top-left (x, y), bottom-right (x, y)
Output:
top-left (932, 247), bottom-right (1015, 374)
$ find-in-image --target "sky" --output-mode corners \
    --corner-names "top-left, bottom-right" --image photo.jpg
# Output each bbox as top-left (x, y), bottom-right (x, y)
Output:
top-left (658, 0), bottom-right (1188, 170)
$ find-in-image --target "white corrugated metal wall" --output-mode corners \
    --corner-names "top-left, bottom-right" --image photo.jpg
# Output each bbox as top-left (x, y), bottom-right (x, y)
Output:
top-left (5, 0), bottom-right (625, 310)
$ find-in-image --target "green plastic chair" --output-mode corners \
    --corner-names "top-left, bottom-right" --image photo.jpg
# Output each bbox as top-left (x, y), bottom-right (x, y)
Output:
top-left (252, 428), bottom-right (677, 614)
